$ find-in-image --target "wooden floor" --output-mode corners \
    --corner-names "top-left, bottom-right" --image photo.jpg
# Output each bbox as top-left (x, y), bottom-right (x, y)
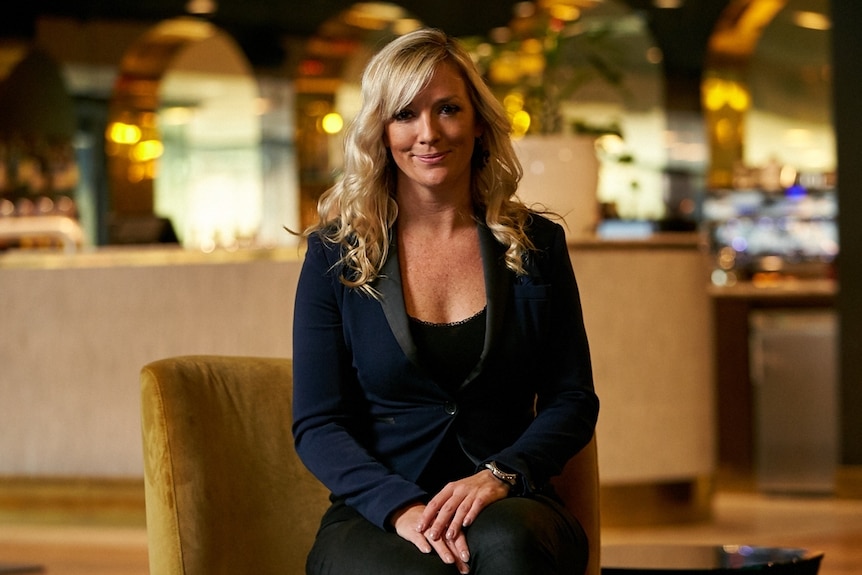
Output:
top-left (0, 490), bottom-right (859, 574)
top-left (603, 491), bottom-right (862, 575)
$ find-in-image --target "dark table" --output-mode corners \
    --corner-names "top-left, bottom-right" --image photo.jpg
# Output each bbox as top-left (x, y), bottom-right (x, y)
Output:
top-left (601, 544), bottom-right (823, 575)
top-left (0, 565), bottom-right (44, 574)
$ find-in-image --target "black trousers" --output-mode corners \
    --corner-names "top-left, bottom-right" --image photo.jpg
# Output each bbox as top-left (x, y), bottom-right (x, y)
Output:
top-left (306, 495), bottom-right (588, 575)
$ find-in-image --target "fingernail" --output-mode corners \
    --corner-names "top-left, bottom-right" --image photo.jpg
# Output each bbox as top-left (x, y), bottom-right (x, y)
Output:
top-left (446, 529), bottom-right (454, 540)
top-left (461, 551), bottom-right (470, 562)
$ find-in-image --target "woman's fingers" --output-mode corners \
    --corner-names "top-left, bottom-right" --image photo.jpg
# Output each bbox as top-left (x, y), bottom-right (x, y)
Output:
top-left (425, 470), bottom-right (510, 539)
top-left (393, 504), bottom-right (432, 552)
top-left (393, 503), bottom-right (469, 572)
top-left (429, 535), bottom-right (470, 574)
top-left (399, 472), bottom-right (511, 574)
top-left (447, 530), bottom-right (471, 565)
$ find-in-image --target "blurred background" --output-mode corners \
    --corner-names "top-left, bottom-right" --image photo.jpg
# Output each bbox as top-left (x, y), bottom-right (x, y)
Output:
top-left (2, 3), bottom-right (861, 572)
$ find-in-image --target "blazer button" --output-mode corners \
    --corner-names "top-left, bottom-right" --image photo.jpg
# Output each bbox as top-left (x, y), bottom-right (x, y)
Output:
top-left (444, 402), bottom-right (458, 416)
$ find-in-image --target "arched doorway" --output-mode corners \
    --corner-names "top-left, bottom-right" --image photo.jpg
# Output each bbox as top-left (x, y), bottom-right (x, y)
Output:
top-left (703, 0), bottom-right (833, 189)
top-left (106, 17), bottom-right (265, 250)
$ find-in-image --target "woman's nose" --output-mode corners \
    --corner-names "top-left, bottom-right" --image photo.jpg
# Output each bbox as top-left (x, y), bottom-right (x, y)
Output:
top-left (417, 112), bottom-right (440, 144)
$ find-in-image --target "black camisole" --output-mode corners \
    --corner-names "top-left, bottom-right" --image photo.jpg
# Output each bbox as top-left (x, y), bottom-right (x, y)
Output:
top-left (408, 307), bottom-right (486, 493)
top-left (408, 306), bottom-right (486, 392)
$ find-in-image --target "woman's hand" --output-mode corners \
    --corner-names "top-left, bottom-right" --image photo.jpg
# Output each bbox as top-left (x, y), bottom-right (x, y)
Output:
top-left (390, 471), bottom-right (509, 573)
top-left (391, 503), bottom-right (471, 574)
top-left (425, 470), bottom-right (512, 557)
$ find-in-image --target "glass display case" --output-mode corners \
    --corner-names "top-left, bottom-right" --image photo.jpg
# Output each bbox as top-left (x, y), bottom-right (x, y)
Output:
top-left (702, 180), bottom-right (838, 286)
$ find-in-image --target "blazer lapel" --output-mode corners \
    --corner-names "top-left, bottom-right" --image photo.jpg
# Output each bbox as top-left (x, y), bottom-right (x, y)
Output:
top-left (376, 232), bottom-right (419, 364)
top-left (468, 223), bottom-right (511, 383)
top-left (375, 223), bottom-right (511, 383)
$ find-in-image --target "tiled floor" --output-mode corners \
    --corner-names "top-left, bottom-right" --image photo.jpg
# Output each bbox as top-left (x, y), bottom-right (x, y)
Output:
top-left (0, 490), bottom-right (859, 574)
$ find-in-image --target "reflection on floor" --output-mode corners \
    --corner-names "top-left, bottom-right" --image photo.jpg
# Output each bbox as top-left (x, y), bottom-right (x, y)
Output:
top-left (0, 490), bottom-right (860, 575)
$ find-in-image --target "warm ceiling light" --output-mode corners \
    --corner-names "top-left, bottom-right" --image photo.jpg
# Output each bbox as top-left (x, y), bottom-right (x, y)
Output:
top-left (185, 0), bottom-right (217, 16)
top-left (343, 2), bottom-right (408, 30)
top-left (792, 10), bottom-right (831, 31)
top-left (708, 0), bottom-right (786, 61)
top-left (153, 17), bottom-right (216, 40)
top-left (653, 0), bottom-right (683, 8)
top-left (343, 11), bottom-right (388, 30)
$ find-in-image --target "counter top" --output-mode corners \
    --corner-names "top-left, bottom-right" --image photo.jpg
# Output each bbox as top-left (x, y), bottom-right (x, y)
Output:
top-left (570, 232), bottom-right (702, 251)
top-left (1, 232), bottom-right (704, 269)
top-left (708, 278), bottom-right (837, 299)
top-left (0, 244), bottom-right (303, 270)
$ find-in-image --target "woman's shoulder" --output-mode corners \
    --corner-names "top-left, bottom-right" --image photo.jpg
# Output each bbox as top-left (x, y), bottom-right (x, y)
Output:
top-left (304, 226), bottom-right (347, 265)
top-left (524, 211), bottom-right (566, 248)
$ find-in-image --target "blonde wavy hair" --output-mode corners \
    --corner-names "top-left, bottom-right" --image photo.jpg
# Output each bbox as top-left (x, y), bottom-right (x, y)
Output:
top-left (308, 28), bottom-right (535, 294)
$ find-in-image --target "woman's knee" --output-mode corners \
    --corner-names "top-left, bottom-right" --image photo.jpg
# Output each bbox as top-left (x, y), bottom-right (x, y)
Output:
top-left (466, 497), bottom-right (587, 575)
top-left (307, 515), bottom-right (459, 575)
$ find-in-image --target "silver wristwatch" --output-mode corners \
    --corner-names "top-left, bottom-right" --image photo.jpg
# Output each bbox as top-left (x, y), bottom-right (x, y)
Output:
top-left (484, 461), bottom-right (518, 487)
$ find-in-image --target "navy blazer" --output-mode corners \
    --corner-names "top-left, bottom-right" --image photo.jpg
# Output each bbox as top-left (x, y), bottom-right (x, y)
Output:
top-left (292, 214), bottom-right (598, 530)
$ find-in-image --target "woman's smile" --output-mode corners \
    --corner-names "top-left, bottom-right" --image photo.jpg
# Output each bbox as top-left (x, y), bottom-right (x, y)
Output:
top-left (384, 60), bottom-right (482, 198)
top-left (413, 151), bottom-right (449, 164)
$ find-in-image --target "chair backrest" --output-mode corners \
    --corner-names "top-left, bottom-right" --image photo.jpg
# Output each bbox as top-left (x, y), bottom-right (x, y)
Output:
top-left (141, 355), bottom-right (600, 575)
top-left (140, 355), bottom-right (330, 575)
top-left (551, 434), bottom-right (601, 575)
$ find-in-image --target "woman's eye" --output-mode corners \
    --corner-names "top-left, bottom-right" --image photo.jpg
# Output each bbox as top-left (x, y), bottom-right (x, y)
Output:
top-left (440, 104), bottom-right (460, 115)
top-left (393, 109), bottom-right (413, 121)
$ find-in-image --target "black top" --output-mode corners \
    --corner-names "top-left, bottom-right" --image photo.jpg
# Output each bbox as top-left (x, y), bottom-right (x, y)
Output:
top-left (408, 306), bottom-right (486, 393)
top-left (409, 307), bottom-right (486, 493)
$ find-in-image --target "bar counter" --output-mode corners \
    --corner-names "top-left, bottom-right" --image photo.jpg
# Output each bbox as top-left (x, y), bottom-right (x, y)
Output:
top-left (1, 233), bottom-right (716, 525)
top-left (570, 233), bottom-right (716, 525)
top-left (708, 275), bottom-right (838, 475)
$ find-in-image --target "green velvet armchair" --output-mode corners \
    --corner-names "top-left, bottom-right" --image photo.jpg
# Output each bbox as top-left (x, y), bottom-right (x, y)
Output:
top-left (140, 355), bottom-right (600, 575)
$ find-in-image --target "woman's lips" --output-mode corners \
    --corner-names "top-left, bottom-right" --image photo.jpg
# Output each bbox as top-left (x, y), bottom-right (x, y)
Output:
top-left (414, 152), bottom-right (447, 164)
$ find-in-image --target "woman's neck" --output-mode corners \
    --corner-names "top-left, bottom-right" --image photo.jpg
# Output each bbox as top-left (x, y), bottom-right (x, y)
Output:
top-left (396, 188), bottom-right (474, 235)
top-left (398, 202), bottom-right (475, 239)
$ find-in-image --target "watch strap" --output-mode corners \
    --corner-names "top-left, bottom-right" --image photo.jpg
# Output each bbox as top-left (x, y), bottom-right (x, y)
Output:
top-left (484, 461), bottom-right (518, 487)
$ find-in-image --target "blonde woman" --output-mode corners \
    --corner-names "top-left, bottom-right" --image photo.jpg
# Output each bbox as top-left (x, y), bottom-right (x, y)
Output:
top-left (292, 28), bottom-right (598, 575)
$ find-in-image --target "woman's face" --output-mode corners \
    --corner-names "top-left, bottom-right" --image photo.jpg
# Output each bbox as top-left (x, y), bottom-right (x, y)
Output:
top-left (384, 60), bottom-right (482, 200)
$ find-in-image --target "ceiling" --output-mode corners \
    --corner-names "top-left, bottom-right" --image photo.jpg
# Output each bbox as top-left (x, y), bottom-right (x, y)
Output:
top-left (10, 0), bottom-right (732, 73)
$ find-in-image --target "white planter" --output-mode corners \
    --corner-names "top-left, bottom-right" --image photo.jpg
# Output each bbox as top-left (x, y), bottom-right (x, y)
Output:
top-left (513, 135), bottom-right (599, 240)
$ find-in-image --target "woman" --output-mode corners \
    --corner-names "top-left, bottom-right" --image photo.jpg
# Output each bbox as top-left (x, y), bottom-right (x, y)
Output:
top-left (292, 28), bottom-right (598, 575)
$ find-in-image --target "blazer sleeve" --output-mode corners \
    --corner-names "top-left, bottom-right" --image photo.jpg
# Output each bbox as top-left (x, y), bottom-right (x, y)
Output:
top-left (291, 233), bottom-right (427, 529)
top-left (488, 219), bottom-right (599, 492)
